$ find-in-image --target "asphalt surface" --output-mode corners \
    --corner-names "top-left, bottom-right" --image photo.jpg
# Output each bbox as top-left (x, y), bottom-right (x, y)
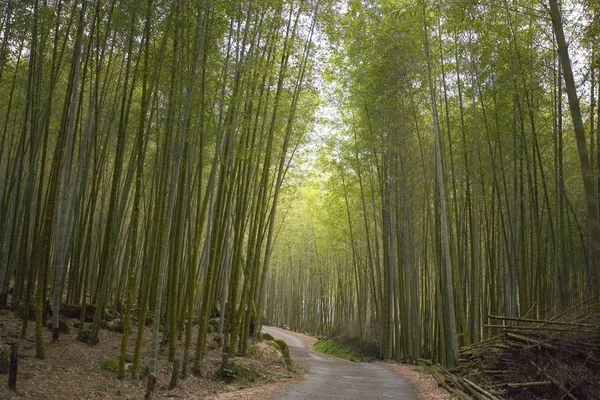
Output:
top-left (263, 326), bottom-right (417, 400)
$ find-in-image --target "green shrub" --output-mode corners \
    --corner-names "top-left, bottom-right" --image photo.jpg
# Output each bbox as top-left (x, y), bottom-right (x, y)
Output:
top-left (100, 358), bottom-right (119, 373)
top-left (208, 318), bottom-right (219, 331)
top-left (313, 339), bottom-right (361, 362)
top-left (247, 344), bottom-right (260, 358)
top-left (261, 333), bottom-right (275, 341)
top-left (77, 329), bottom-right (96, 344)
top-left (339, 336), bottom-right (380, 360)
top-left (207, 323), bottom-right (217, 333)
top-left (221, 363), bottom-right (237, 381)
top-left (95, 384), bottom-right (108, 392)
top-left (128, 362), bottom-right (149, 378)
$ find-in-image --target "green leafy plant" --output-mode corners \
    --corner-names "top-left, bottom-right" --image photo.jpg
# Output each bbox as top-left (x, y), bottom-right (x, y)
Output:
top-left (313, 340), bottom-right (361, 362)
top-left (99, 358), bottom-right (119, 373)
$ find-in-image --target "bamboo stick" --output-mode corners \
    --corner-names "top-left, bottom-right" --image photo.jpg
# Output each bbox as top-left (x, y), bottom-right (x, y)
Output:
top-left (504, 381), bottom-right (552, 389)
top-left (530, 361), bottom-right (578, 400)
top-left (488, 315), bottom-right (599, 328)
top-left (461, 377), bottom-right (502, 400)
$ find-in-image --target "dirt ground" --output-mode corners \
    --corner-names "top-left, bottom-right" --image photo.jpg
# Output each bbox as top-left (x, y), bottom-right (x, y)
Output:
top-left (0, 311), bottom-right (299, 399)
top-left (380, 362), bottom-right (455, 400)
top-left (1, 310), bottom-right (453, 400)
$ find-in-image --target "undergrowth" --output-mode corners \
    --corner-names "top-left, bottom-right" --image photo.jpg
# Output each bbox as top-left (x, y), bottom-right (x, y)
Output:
top-left (313, 339), bottom-right (362, 362)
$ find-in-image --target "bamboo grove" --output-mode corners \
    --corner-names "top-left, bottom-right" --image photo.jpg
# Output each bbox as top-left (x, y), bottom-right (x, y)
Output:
top-left (265, 0), bottom-right (600, 367)
top-left (0, 0), bottom-right (321, 395)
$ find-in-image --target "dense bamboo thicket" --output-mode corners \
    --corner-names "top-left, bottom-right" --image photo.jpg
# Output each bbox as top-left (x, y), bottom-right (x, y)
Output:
top-left (2, 0), bottom-right (600, 387)
top-left (0, 0), bottom-right (320, 395)
top-left (265, 0), bottom-right (600, 367)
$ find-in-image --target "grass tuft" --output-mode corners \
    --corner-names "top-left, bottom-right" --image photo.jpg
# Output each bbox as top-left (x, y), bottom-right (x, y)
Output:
top-left (99, 358), bottom-right (119, 373)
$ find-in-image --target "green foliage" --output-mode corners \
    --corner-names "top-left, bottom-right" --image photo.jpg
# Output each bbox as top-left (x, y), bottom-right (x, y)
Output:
top-left (99, 358), bottom-right (119, 373)
top-left (95, 385), bottom-right (108, 392)
top-left (338, 337), bottom-right (380, 361)
top-left (77, 329), bottom-right (96, 344)
top-left (261, 333), bottom-right (275, 341)
top-left (266, 0), bottom-right (600, 369)
top-left (127, 362), bottom-right (149, 378)
top-left (247, 344), bottom-right (260, 358)
top-left (207, 318), bottom-right (218, 333)
top-left (314, 339), bottom-right (361, 362)
top-left (220, 363), bottom-right (237, 381)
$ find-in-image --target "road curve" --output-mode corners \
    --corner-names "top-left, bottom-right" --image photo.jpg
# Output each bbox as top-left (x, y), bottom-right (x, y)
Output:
top-left (263, 326), bottom-right (417, 400)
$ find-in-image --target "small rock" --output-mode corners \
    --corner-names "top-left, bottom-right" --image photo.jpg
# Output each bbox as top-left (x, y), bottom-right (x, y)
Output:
top-left (106, 319), bottom-right (123, 333)
top-left (45, 315), bottom-right (70, 334)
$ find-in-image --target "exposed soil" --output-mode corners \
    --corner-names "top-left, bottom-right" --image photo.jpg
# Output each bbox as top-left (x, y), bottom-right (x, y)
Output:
top-left (0, 310), bottom-right (299, 399)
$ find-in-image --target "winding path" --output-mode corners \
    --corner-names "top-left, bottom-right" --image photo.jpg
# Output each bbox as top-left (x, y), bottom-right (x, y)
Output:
top-left (263, 326), bottom-right (417, 400)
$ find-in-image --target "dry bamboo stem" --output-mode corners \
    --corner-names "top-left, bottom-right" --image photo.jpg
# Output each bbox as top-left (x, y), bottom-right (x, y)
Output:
top-left (488, 315), bottom-right (599, 328)
top-left (505, 332), bottom-right (554, 348)
top-left (504, 381), bottom-right (552, 389)
top-left (530, 361), bottom-right (578, 400)
top-left (486, 324), bottom-right (594, 332)
top-left (461, 377), bottom-right (502, 400)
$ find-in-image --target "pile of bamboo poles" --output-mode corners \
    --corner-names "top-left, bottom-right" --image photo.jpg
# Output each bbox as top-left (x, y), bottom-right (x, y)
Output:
top-left (428, 313), bottom-right (600, 399)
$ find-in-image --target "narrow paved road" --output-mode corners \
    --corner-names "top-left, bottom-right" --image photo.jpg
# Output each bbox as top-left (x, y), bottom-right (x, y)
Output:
top-left (263, 326), bottom-right (417, 400)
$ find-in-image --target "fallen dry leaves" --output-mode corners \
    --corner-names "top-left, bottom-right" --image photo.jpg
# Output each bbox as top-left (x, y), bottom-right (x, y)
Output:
top-left (0, 311), bottom-right (299, 399)
top-left (381, 362), bottom-right (456, 400)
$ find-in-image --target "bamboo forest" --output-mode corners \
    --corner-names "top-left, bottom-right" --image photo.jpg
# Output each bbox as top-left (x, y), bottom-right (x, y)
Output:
top-left (1, 0), bottom-right (599, 399)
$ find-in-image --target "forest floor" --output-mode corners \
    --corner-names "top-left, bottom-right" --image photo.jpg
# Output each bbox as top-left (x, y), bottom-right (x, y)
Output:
top-left (380, 362), bottom-right (455, 400)
top-left (0, 309), bottom-right (454, 399)
top-left (0, 310), bottom-right (303, 399)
